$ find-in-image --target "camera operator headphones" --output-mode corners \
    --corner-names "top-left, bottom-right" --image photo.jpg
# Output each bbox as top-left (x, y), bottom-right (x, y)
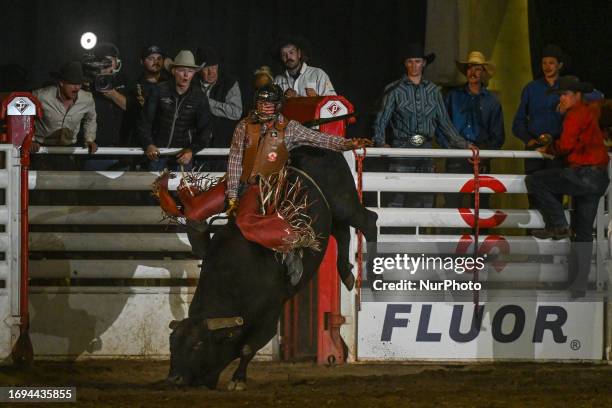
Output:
top-left (93, 43), bottom-right (122, 73)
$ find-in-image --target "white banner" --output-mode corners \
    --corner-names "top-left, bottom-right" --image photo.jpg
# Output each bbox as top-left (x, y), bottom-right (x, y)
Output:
top-left (358, 301), bottom-right (603, 360)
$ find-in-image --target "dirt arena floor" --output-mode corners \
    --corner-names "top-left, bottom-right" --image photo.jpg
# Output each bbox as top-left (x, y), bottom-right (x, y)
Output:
top-left (2, 359), bottom-right (612, 407)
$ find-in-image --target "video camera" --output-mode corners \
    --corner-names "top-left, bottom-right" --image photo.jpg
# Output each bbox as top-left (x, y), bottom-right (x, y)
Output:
top-left (81, 53), bottom-right (116, 92)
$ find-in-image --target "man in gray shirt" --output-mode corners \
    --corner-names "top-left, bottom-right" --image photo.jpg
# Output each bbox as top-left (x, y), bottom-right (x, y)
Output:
top-left (196, 46), bottom-right (242, 171)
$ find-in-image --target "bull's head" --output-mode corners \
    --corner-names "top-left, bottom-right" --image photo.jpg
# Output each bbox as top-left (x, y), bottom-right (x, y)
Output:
top-left (166, 316), bottom-right (244, 388)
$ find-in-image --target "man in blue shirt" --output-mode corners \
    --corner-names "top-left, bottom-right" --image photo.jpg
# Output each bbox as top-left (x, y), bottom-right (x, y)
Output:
top-left (512, 44), bottom-right (565, 169)
top-left (441, 51), bottom-right (504, 209)
top-left (373, 43), bottom-right (468, 208)
top-left (512, 44), bottom-right (566, 208)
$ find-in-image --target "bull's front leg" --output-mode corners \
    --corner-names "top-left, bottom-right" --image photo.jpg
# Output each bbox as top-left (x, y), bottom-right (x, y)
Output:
top-left (227, 344), bottom-right (255, 391)
top-left (227, 310), bottom-right (279, 391)
top-left (332, 221), bottom-right (355, 291)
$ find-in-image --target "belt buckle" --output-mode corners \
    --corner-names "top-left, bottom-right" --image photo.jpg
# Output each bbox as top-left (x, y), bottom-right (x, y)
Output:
top-left (409, 134), bottom-right (425, 147)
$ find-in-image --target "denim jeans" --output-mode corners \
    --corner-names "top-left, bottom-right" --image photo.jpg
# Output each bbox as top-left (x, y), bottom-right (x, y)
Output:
top-left (524, 156), bottom-right (563, 209)
top-left (526, 166), bottom-right (609, 292)
top-left (386, 140), bottom-right (435, 208)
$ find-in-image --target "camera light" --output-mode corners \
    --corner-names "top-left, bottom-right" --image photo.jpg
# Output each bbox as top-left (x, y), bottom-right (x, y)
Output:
top-left (80, 32), bottom-right (97, 50)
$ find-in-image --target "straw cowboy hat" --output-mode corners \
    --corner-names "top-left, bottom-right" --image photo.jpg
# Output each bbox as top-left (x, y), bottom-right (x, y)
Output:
top-left (164, 50), bottom-right (204, 71)
top-left (455, 51), bottom-right (495, 78)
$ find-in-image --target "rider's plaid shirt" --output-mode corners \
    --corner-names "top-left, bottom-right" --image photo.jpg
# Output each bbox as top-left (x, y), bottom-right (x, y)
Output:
top-left (226, 114), bottom-right (351, 198)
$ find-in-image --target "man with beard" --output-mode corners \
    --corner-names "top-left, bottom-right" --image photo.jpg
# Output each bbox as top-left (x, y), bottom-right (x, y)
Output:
top-left (373, 43), bottom-right (468, 209)
top-left (195, 45), bottom-right (242, 171)
top-left (441, 51), bottom-right (504, 209)
top-left (513, 45), bottom-right (565, 181)
top-left (274, 37), bottom-right (335, 97)
top-left (137, 50), bottom-right (211, 171)
top-left (124, 45), bottom-right (170, 145)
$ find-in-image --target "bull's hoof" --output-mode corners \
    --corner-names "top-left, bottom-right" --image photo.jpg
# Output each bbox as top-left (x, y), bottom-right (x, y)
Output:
top-left (227, 380), bottom-right (247, 391)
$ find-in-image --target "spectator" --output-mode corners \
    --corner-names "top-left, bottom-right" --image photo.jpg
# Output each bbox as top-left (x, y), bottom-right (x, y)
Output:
top-left (30, 61), bottom-right (96, 206)
top-left (513, 44), bottom-right (566, 207)
top-left (526, 77), bottom-right (608, 298)
top-left (136, 50), bottom-right (211, 171)
top-left (373, 43), bottom-right (468, 209)
top-left (124, 45), bottom-right (170, 148)
top-left (195, 46), bottom-right (242, 171)
top-left (442, 50), bottom-right (504, 209)
top-left (32, 61), bottom-right (97, 164)
top-left (274, 36), bottom-right (335, 97)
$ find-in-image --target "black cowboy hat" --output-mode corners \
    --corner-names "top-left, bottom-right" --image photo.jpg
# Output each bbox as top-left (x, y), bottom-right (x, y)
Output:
top-left (403, 43), bottom-right (435, 65)
top-left (50, 61), bottom-right (85, 85)
top-left (541, 44), bottom-right (566, 64)
top-left (195, 45), bottom-right (220, 67)
top-left (547, 76), bottom-right (593, 95)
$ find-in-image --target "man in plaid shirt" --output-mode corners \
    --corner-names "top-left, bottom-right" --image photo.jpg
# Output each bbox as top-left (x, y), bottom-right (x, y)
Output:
top-left (226, 84), bottom-right (368, 207)
top-left (225, 84), bottom-right (370, 285)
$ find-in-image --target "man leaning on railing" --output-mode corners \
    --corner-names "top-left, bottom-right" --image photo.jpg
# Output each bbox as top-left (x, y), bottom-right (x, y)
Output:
top-left (525, 76), bottom-right (609, 299)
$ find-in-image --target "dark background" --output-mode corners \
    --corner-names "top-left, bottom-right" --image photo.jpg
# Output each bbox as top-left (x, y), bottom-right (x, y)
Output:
top-left (0, 0), bottom-right (427, 137)
top-left (528, 0), bottom-right (612, 96)
top-left (1, 0), bottom-right (610, 137)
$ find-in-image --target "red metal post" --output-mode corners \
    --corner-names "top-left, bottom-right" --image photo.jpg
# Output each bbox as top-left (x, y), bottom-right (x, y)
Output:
top-left (281, 96), bottom-right (355, 364)
top-left (1, 92), bottom-right (42, 366)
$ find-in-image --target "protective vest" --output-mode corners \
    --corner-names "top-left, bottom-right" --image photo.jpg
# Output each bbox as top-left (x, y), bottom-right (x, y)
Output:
top-left (240, 118), bottom-right (289, 183)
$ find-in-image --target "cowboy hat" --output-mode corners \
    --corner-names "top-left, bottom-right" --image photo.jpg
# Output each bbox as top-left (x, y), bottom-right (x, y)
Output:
top-left (164, 50), bottom-right (203, 71)
top-left (403, 43), bottom-right (435, 65)
top-left (547, 76), bottom-right (593, 95)
top-left (455, 51), bottom-right (495, 78)
top-left (51, 61), bottom-right (86, 85)
top-left (195, 46), bottom-right (220, 67)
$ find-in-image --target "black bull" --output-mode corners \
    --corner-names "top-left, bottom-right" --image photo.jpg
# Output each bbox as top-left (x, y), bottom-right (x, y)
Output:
top-left (167, 147), bottom-right (378, 389)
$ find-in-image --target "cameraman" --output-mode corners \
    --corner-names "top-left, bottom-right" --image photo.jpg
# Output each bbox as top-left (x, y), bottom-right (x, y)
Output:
top-left (83, 43), bottom-right (128, 171)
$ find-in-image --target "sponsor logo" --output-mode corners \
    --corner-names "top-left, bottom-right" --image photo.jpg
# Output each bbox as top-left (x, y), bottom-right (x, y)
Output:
top-left (326, 102), bottom-right (341, 116)
top-left (380, 303), bottom-right (568, 343)
top-left (458, 176), bottom-right (508, 228)
top-left (14, 98), bottom-right (30, 114)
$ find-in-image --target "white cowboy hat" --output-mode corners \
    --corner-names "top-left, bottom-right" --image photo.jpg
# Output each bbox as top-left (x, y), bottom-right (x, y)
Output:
top-left (455, 51), bottom-right (495, 78)
top-left (164, 50), bottom-right (204, 71)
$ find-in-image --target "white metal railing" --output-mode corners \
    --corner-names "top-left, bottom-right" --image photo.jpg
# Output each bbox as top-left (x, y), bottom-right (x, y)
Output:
top-left (18, 146), bottom-right (612, 362)
top-left (0, 144), bottom-right (22, 361)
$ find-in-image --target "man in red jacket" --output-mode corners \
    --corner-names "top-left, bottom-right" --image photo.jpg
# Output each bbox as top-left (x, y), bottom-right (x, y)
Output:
top-left (526, 76), bottom-right (609, 297)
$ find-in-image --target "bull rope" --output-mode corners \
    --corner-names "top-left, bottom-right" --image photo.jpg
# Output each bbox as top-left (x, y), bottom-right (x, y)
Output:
top-left (353, 148), bottom-right (366, 311)
top-left (469, 146), bottom-right (481, 316)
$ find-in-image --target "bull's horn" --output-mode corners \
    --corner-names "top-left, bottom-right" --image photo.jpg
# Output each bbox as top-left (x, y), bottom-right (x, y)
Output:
top-left (169, 320), bottom-right (180, 330)
top-left (206, 316), bottom-right (244, 330)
